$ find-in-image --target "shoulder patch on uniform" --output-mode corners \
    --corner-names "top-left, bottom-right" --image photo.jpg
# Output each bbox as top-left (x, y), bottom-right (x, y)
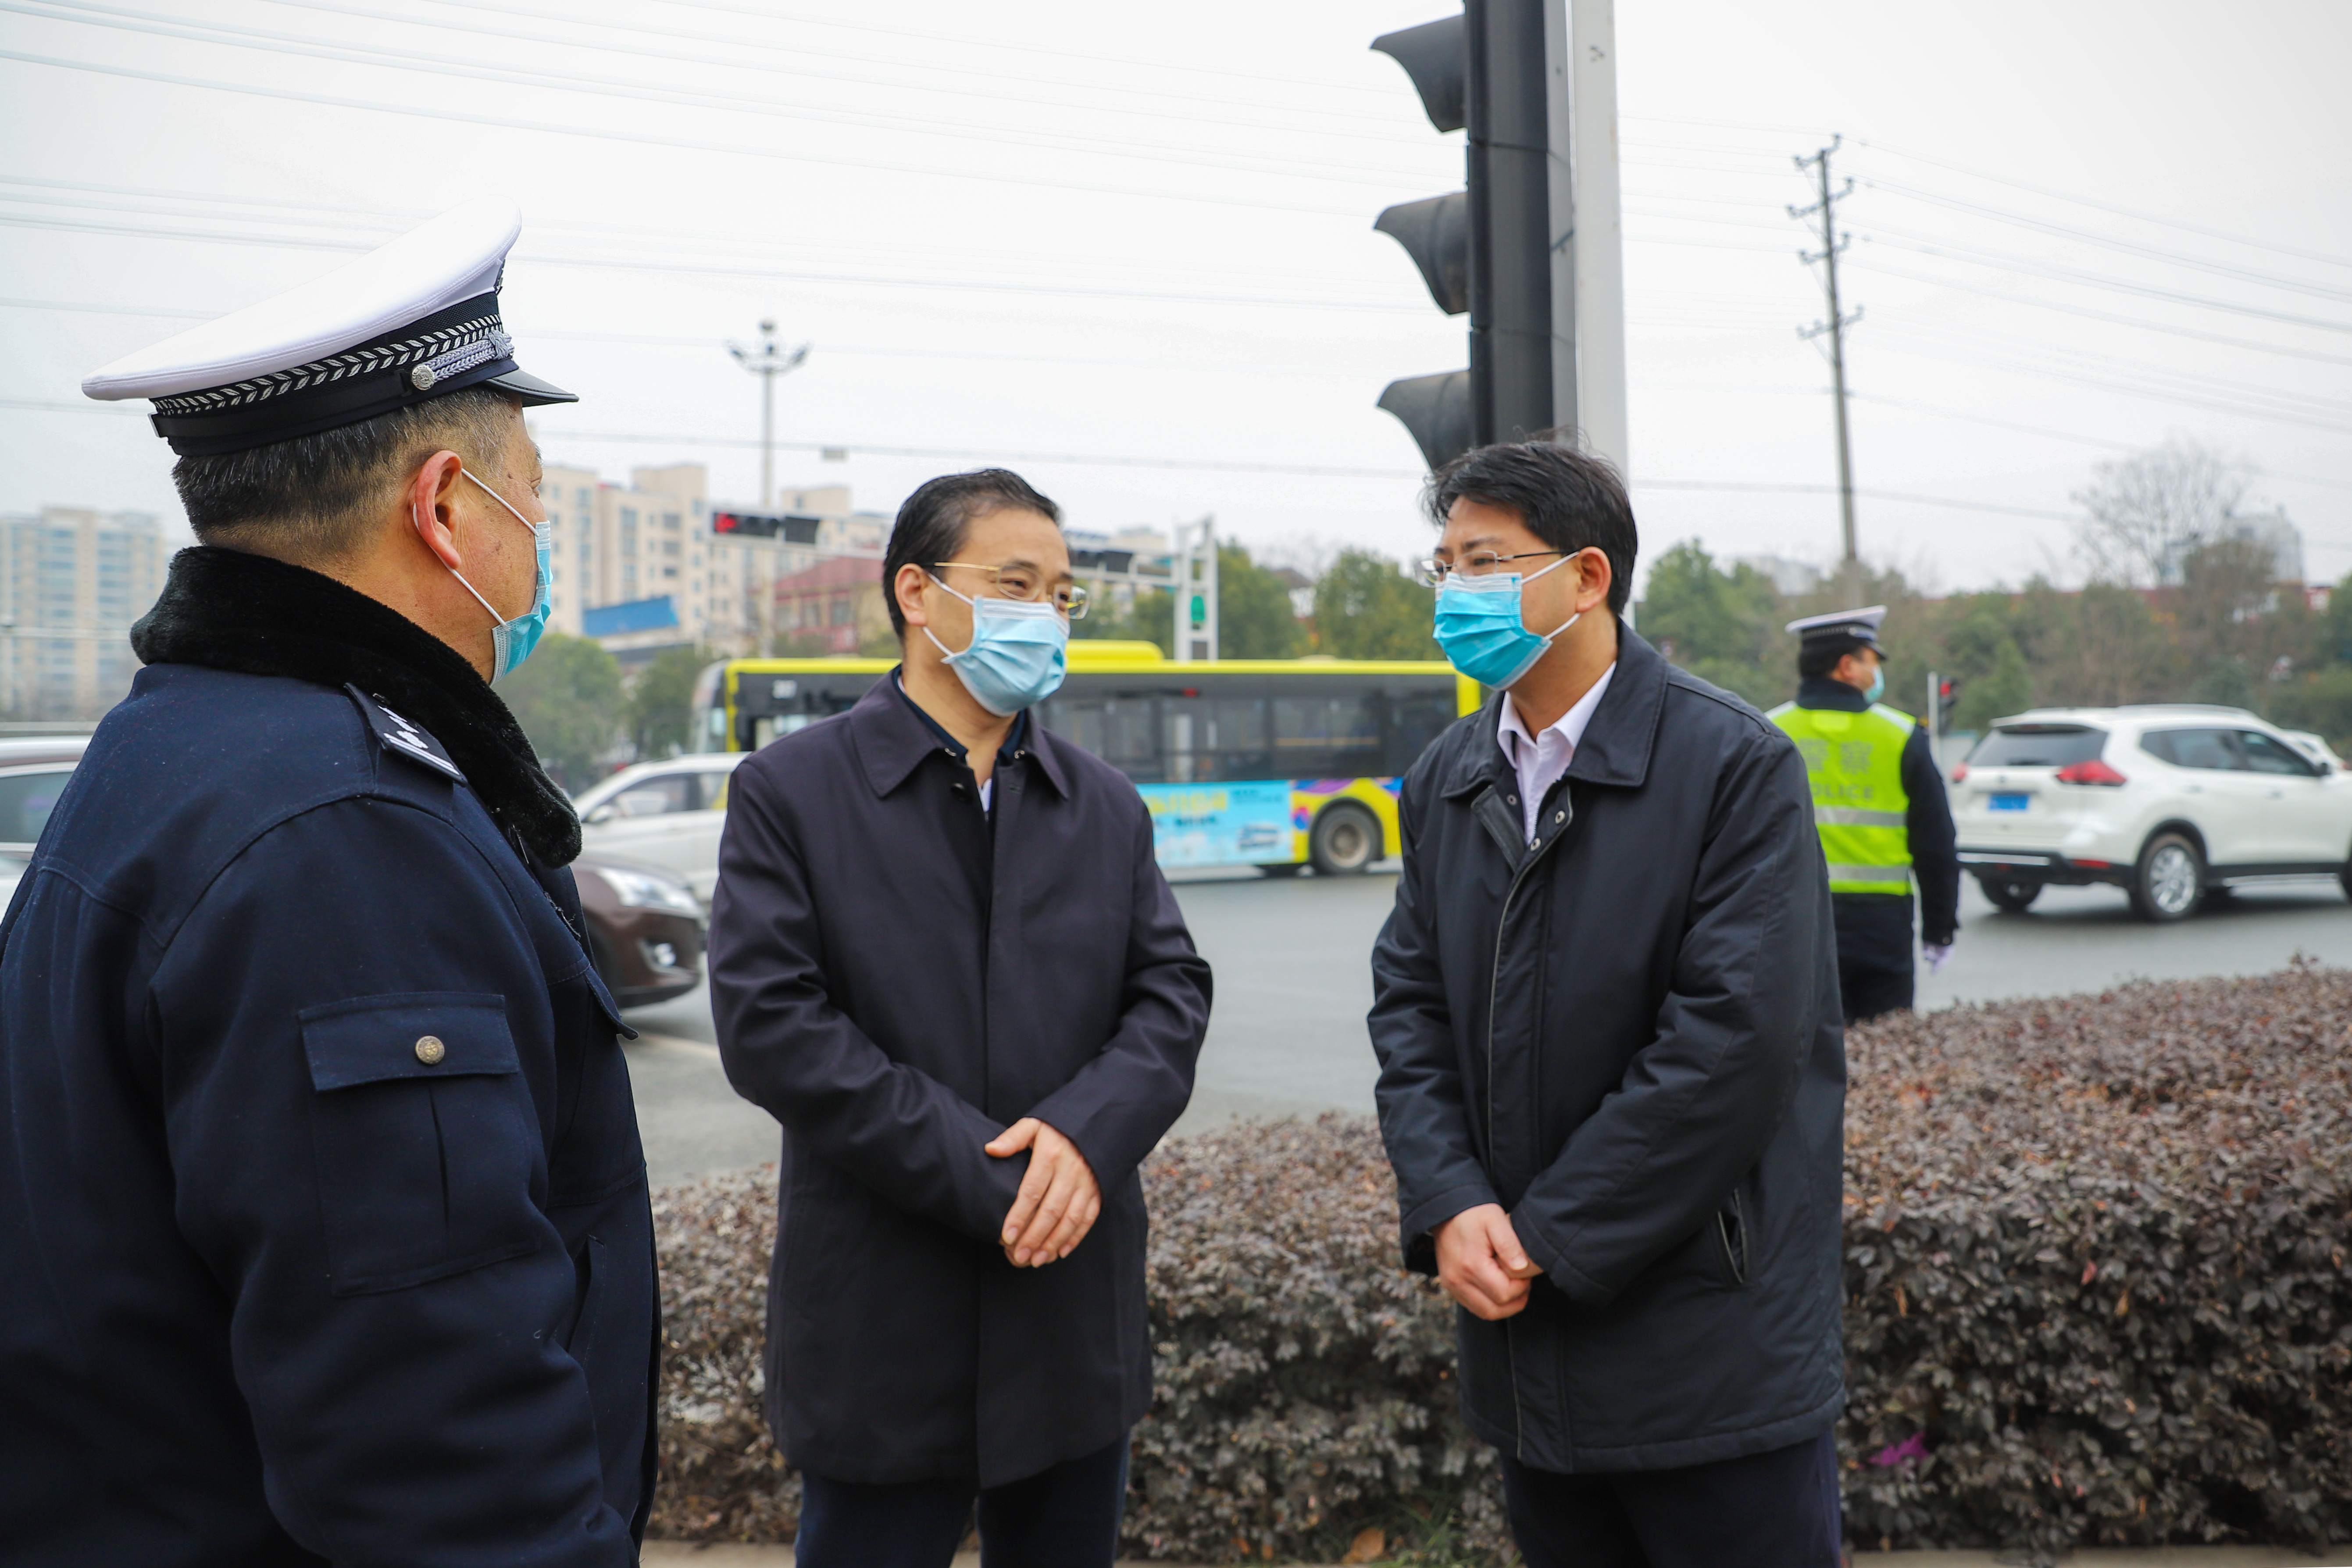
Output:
top-left (346, 684), bottom-right (466, 782)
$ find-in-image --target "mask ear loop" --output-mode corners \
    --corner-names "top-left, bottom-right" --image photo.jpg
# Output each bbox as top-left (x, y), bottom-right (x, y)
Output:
top-left (1522, 554), bottom-right (1585, 641)
top-left (419, 470), bottom-right (519, 628)
top-left (920, 570), bottom-right (977, 661)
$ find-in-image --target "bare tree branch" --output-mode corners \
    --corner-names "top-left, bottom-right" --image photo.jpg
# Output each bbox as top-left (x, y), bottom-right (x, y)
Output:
top-left (2071, 437), bottom-right (2253, 588)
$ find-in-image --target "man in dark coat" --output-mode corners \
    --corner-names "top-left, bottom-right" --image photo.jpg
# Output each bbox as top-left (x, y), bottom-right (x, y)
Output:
top-left (1370, 442), bottom-right (1847, 1567)
top-left (709, 468), bottom-right (1212, 1568)
top-left (0, 201), bottom-right (656, 1565)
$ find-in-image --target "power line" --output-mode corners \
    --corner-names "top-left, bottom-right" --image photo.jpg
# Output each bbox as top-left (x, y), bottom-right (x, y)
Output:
top-left (1863, 336), bottom-right (2352, 435)
top-left (0, 211), bottom-right (1430, 313)
top-left (0, 49), bottom-right (1378, 219)
top-left (243, 0), bottom-right (1427, 140)
top-left (0, 397), bottom-right (2113, 518)
top-left (7, 0), bottom-right (1428, 193)
top-left (1861, 228), bottom-right (2352, 336)
top-left (1852, 136), bottom-right (2352, 273)
top-left (1855, 173), bottom-right (2352, 306)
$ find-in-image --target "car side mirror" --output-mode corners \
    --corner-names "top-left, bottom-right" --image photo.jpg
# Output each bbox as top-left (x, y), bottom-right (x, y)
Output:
top-left (585, 804), bottom-right (617, 825)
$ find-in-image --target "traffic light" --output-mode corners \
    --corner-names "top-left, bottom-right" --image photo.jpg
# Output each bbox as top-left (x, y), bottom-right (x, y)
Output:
top-left (1371, 1), bottom-right (1575, 471)
top-left (1936, 677), bottom-right (1962, 734)
top-left (712, 510), bottom-right (821, 546)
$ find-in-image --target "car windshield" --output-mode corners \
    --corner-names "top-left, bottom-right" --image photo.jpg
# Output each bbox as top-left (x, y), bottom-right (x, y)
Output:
top-left (1967, 725), bottom-right (2106, 768)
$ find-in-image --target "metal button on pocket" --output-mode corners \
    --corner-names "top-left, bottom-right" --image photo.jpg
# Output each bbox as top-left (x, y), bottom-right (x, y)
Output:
top-left (414, 1035), bottom-right (446, 1065)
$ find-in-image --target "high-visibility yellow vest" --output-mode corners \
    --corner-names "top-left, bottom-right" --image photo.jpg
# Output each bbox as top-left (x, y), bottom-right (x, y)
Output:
top-left (1767, 700), bottom-right (1916, 894)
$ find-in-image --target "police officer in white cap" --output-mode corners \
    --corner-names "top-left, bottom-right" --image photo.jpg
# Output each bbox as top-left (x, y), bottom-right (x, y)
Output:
top-left (1768, 607), bottom-right (1959, 1021)
top-left (0, 199), bottom-right (657, 1564)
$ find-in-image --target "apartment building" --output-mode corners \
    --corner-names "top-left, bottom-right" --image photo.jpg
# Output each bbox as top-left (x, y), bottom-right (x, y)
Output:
top-left (534, 459), bottom-right (887, 656)
top-left (0, 507), bottom-right (165, 721)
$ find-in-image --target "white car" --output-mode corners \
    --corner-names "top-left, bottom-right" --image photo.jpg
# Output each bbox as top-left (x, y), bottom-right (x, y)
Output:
top-left (1953, 705), bottom-right (2352, 922)
top-left (574, 753), bottom-right (748, 904)
top-left (0, 736), bottom-right (92, 908)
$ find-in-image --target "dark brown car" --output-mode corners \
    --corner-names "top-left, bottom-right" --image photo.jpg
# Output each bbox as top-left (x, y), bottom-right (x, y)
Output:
top-left (573, 852), bottom-right (705, 1008)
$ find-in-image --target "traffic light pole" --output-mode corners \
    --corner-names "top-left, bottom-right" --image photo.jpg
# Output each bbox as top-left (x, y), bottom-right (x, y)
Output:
top-left (1171, 517), bottom-right (1218, 663)
top-left (726, 320), bottom-right (809, 653)
top-left (1372, 1), bottom-right (1624, 473)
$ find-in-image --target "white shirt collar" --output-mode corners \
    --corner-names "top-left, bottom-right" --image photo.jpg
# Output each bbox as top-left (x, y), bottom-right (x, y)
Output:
top-left (1496, 660), bottom-right (1617, 763)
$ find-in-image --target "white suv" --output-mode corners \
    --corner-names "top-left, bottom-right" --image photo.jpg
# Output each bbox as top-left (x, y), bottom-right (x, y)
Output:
top-left (574, 753), bottom-right (747, 904)
top-left (1952, 705), bottom-right (2352, 922)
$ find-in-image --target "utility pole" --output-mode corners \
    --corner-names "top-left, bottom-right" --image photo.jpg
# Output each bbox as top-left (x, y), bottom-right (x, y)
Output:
top-left (1789, 137), bottom-right (1862, 603)
top-left (725, 320), bottom-right (808, 654)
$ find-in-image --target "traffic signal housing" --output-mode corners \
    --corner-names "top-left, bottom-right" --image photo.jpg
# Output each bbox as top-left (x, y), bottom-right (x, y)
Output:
top-left (1371, 1), bottom-right (1575, 471)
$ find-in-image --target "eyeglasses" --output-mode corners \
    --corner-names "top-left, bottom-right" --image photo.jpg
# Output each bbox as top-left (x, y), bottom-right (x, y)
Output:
top-left (1417, 550), bottom-right (1565, 587)
top-left (932, 562), bottom-right (1091, 619)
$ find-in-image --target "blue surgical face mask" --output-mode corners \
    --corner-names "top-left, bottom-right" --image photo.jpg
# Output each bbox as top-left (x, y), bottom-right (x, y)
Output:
top-left (1432, 556), bottom-right (1579, 689)
top-left (440, 468), bottom-right (550, 682)
top-left (922, 574), bottom-right (1069, 716)
top-left (1864, 662), bottom-right (1886, 704)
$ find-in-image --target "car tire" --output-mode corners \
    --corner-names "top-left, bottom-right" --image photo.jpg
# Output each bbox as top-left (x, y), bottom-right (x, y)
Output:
top-left (1978, 876), bottom-right (2041, 912)
top-left (2128, 831), bottom-right (2206, 922)
top-left (2340, 861), bottom-right (2352, 904)
top-left (1308, 802), bottom-right (1381, 876)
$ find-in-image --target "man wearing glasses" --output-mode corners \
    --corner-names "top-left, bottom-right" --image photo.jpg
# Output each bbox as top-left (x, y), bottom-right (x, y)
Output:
top-left (1369, 440), bottom-right (1846, 1566)
top-left (708, 468), bottom-right (1212, 1568)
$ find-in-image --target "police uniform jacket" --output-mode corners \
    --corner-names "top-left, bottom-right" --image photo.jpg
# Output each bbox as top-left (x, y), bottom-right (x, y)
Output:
top-left (1369, 625), bottom-right (1847, 1473)
top-left (0, 547), bottom-right (657, 1567)
top-left (708, 675), bottom-right (1212, 1488)
top-left (1788, 674), bottom-right (1960, 945)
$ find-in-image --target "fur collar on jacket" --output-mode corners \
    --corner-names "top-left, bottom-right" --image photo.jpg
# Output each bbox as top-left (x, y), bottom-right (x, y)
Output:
top-left (130, 545), bottom-right (581, 866)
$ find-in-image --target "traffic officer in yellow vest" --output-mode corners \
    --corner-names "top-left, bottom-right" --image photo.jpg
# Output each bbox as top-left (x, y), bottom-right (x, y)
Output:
top-left (1768, 606), bottom-right (1959, 1022)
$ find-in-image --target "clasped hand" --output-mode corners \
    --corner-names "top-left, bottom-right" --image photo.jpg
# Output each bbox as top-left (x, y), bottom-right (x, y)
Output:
top-left (1434, 1204), bottom-right (1546, 1319)
top-left (985, 1117), bottom-right (1102, 1267)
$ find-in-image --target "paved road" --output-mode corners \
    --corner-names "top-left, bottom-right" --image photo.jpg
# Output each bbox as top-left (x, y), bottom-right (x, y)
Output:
top-left (623, 865), bottom-right (2352, 1187)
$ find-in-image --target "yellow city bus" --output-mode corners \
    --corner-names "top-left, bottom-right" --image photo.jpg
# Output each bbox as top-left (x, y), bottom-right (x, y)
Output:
top-left (690, 642), bottom-right (1480, 874)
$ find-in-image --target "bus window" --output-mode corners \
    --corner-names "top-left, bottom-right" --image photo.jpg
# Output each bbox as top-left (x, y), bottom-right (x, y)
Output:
top-left (1048, 697), bottom-right (1161, 782)
top-left (1157, 696), bottom-right (1274, 783)
top-left (1274, 695), bottom-right (1381, 779)
top-left (1386, 692), bottom-right (1460, 774)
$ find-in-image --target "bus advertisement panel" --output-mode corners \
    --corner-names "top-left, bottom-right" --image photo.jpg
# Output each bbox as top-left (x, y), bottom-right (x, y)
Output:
top-left (690, 642), bottom-right (1481, 875)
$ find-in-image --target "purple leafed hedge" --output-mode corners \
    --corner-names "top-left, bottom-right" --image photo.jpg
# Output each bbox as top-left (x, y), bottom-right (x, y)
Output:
top-left (647, 968), bottom-right (2352, 1562)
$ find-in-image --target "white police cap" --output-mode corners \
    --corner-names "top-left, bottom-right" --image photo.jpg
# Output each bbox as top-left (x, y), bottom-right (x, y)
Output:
top-left (1784, 604), bottom-right (1887, 652)
top-left (82, 196), bottom-right (575, 456)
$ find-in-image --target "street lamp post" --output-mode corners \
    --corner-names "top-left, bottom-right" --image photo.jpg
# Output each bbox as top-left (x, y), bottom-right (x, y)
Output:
top-left (725, 320), bottom-right (810, 653)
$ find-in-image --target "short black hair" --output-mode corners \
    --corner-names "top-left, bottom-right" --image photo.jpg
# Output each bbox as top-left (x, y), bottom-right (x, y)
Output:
top-left (171, 385), bottom-right (518, 564)
top-left (882, 468), bottom-right (1061, 638)
top-left (1423, 440), bottom-right (1638, 616)
top-left (1799, 639), bottom-right (1876, 679)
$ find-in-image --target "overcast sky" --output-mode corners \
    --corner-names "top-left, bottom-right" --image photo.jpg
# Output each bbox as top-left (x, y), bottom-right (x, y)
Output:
top-left (3, 0), bottom-right (2347, 595)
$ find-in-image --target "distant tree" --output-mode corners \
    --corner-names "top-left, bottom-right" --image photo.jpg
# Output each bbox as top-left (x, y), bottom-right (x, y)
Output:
top-left (1955, 636), bottom-right (2031, 731)
top-left (1637, 540), bottom-right (1787, 707)
top-left (2058, 581), bottom-right (2174, 708)
top-left (1313, 550), bottom-right (1440, 661)
top-left (502, 631), bottom-right (623, 793)
top-left (1072, 586), bottom-right (1176, 657)
top-left (1215, 541), bottom-right (1308, 659)
top-left (626, 643), bottom-right (717, 761)
top-left (2073, 437), bottom-right (2252, 587)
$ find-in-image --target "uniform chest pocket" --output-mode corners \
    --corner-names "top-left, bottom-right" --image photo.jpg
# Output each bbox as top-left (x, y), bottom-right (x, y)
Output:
top-left (300, 993), bottom-right (545, 1296)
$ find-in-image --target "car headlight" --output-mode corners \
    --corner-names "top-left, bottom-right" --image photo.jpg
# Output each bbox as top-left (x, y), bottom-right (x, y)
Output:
top-left (588, 865), bottom-right (703, 917)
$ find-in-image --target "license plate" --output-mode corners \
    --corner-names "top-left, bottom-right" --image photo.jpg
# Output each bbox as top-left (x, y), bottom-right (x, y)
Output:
top-left (1988, 793), bottom-right (2030, 812)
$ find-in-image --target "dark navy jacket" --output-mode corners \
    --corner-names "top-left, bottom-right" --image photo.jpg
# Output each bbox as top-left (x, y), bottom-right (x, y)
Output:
top-left (0, 661), bottom-right (656, 1566)
top-left (1370, 626), bottom-right (1846, 1473)
top-left (709, 676), bottom-right (1212, 1488)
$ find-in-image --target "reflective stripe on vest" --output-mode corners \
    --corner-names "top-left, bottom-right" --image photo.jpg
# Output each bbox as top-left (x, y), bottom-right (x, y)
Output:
top-left (1767, 700), bottom-right (1917, 894)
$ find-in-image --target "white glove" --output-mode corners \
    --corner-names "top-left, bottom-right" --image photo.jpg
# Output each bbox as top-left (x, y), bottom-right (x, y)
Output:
top-left (1922, 943), bottom-right (1953, 974)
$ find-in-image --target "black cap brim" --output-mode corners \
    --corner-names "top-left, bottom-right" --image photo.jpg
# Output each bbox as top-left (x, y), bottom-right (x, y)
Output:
top-left (488, 366), bottom-right (577, 407)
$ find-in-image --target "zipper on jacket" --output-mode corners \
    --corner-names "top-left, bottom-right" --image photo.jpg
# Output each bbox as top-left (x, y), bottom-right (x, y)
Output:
top-left (1483, 785), bottom-right (1573, 1459)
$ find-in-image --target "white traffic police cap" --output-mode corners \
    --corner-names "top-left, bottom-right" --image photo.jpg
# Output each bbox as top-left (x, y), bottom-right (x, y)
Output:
top-left (1784, 604), bottom-right (1887, 656)
top-left (82, 196), bottom-right (575, 456)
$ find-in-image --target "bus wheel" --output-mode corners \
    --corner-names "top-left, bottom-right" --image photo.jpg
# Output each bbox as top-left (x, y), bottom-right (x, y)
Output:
top-left (1310, 803), bottom-right (1381, 875)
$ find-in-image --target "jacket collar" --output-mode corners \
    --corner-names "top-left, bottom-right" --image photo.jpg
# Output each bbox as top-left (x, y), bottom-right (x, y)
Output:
top-left (849, 671), bottom-right (1070, 799)
top-left (1440, 619), bottom-right (1667, 800)
top-left (1796, 674), bottom-right (1871, 711)
top-left (130, 545), bottom-right (582, 866)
